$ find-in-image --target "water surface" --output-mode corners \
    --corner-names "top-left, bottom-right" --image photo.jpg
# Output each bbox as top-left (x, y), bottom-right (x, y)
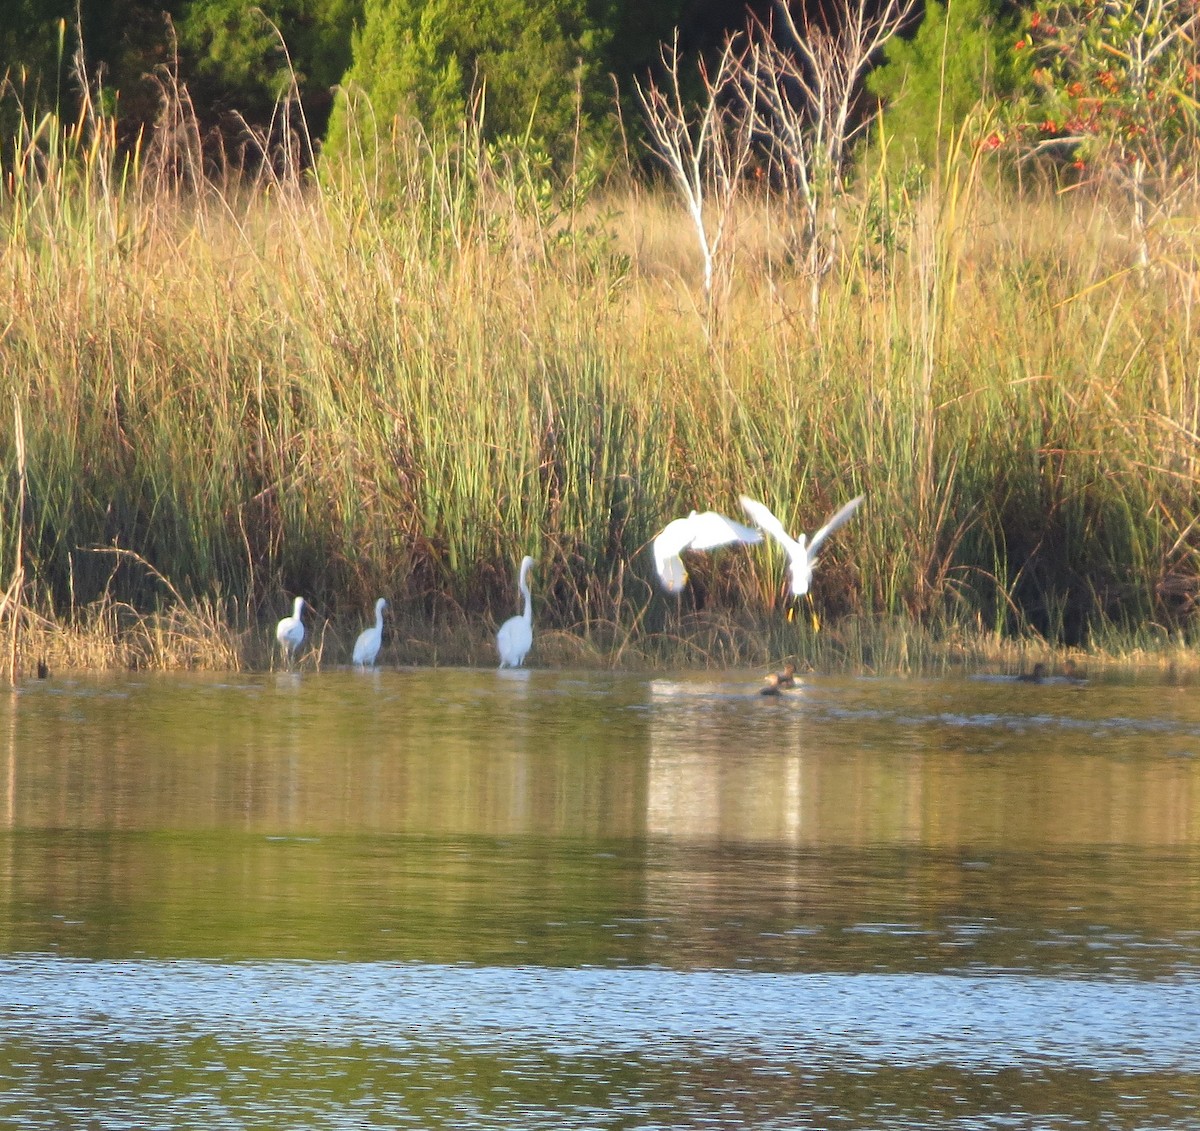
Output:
top-left (2, 668), bottom-right (1199, 1128)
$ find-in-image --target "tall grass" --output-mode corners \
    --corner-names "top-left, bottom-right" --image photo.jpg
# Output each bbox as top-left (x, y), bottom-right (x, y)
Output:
top-left (3, 79), bottom-right (1200, 673)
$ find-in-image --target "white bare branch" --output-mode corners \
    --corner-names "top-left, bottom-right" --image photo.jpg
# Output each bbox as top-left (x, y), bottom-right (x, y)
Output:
top-left (635, 33), bottom-right (755, 306)
top-left (730, 0), bottom-right (916, 315)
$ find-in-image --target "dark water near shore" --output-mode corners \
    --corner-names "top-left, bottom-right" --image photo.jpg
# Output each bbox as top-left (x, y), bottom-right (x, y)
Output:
top-left (2, 667), bottom-right (1199, 1128)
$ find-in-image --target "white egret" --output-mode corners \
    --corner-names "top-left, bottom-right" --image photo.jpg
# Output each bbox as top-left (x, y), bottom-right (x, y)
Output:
top-left (497, 555), bottom-right (535, 668)
top-left (275, 596), bottom-right (307, 663)
top-left (739, 494), bottom-right (865, 598)
top-left (651, 510), bottom-right (763, 593)
top-left (352, 597), bottom-right (388, 667)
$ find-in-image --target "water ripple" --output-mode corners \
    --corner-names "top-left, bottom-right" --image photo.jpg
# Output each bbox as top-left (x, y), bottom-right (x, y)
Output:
top-left (2, 956), bottom-right (1198, 1072)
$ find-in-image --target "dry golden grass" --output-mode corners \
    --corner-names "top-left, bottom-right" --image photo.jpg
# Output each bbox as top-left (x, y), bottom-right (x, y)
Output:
top-left (3, 107), bottom-right (1200, 675)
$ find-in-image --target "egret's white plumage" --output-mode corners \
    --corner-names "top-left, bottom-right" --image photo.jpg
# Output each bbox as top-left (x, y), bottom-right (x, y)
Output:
top-left (275, 596), bottom-right (307, 662)
top-left (739, 494), bottom-right (865, 597)
top-left (497, 556), bottom-right (535, 668)
top-left (352, 597), bottom-right (387, 667)
top-left (651, 511), bottom-right (763, 593)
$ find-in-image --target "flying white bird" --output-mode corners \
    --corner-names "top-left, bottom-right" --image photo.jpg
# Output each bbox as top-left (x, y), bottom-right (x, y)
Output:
top-left (275, 596), bottom-right (307, 663)
top-left (497, 555), bottom-right (535, 668)
top-left (651, 510), bottom-right (763, 593)
top-left (739, 494), bottom-right (865, 597)
top-left (352, 597), bottom-right (388, 667)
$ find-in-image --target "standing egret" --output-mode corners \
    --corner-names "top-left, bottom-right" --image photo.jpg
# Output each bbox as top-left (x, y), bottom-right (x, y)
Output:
top-left (352, 597), bottom-right (388, 667)
top-left (497, 556), bottom-right (535, 668)
top-left (651, 510), bottom-right (763, 593)
top-left (739, 494), bottom-right (865, 598)
top-left (275, 596), bottom-right (307, 664)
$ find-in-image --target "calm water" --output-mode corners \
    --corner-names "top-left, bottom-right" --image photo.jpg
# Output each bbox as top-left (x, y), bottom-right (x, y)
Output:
top-left (2, 667), bottom-right (1200, 1129)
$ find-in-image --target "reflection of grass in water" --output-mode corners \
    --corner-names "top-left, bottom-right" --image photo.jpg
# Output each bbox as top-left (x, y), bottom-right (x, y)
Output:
top-left (3, 88), bottom-right (1200, 673)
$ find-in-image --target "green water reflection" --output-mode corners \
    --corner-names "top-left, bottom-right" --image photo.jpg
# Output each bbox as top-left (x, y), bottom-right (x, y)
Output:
top-left (3, 668), bottom-right (1200, 1130)
top-left (1, 670), bottom-right (1199, 972)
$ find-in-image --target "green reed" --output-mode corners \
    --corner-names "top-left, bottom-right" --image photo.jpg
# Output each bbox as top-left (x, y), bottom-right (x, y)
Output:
top-left (3, 87), bottom-right (1200, 670)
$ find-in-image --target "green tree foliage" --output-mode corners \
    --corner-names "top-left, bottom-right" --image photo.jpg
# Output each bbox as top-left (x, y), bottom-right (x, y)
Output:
top-left (1, 0), bottom-right (360, 155)
top-left (1, 2), bottom-right (65, 146)
top-left (1009, 0), bottom-right (1200, 176)
top-left (866, 0), bottom-right (1020, 170)
top-left (1006, 0), bottom-right (1200, 264)
top-left (178, 0), bottom-right (362, 131)
top-left (324, 0), bottom-right (614, 163)
top-left (1, 0), bottom-right (64, 82)
top-left (1, 1), bottom-right (178, 152)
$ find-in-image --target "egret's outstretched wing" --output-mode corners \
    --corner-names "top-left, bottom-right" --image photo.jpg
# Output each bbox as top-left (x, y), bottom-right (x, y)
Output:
top-left (740, 492), bottom-right (865, 599)
top-left (738, 496), bottom-right (797, 553)
top-left (652, 549), bottom-right (690, 593)
top-left (651, 510), bottom-right (762, 592)
top-left (807, 495), bottom-right (865, 556)
top-left (684, 511), bottom-right (763, 551)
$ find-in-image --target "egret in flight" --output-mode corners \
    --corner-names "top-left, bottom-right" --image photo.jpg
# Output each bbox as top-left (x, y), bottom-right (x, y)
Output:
top-left (497, 555), bottom-right (535, 668)
top-left (739, 494), bottom-right (864, 627)
top-left (352, 597), bottom-right (388, 667)
top-left (275, 596), bottom-right (307, 664)
top-left (739, 495), bottom-right (864, 595)
top-left (651, 510), bottom-right (763, 593)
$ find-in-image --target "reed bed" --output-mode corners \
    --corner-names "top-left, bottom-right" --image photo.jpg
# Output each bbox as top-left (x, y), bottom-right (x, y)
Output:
top-left (3, 94), bottom-right (1200, 675)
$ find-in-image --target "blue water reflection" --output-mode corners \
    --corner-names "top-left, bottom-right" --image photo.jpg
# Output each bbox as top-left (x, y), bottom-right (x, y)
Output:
top-left (4, 957), bottom-right (1200, 1070)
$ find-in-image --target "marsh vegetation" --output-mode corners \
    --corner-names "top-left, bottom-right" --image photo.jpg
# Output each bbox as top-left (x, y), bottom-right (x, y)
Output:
top-left (2, 82), bottom-right (1200, 677)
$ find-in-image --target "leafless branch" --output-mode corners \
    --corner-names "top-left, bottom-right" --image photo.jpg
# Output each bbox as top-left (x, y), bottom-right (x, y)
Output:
top-left (732, 0), bottom-right (917, 313)
top-left (635, 32), bottom-right (755, 308)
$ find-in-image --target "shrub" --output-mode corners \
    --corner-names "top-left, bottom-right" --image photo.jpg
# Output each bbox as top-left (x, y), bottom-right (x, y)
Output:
top-left (324, 0), bottom-right (613, 166)
top-left (866, 0), bottom-right (1019, 172)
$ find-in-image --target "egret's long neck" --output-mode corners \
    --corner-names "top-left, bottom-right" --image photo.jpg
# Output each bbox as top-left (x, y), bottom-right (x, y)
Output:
top-left (375, 603), bottom-right (384, 629)
top-left (520, 569), bottom-right (532, 622)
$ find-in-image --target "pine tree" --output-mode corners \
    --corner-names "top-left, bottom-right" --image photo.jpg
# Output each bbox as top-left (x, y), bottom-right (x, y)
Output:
top-left (866, 0), bottom-right (1019, 170)
top-left (324, 0), bottom-right (613, 162)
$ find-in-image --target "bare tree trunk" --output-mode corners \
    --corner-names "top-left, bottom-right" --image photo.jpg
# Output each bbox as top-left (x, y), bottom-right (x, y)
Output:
top-left (734, 0), bottom-right (917, 321)
top-left (635, 34), bottom-right (755, 320)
